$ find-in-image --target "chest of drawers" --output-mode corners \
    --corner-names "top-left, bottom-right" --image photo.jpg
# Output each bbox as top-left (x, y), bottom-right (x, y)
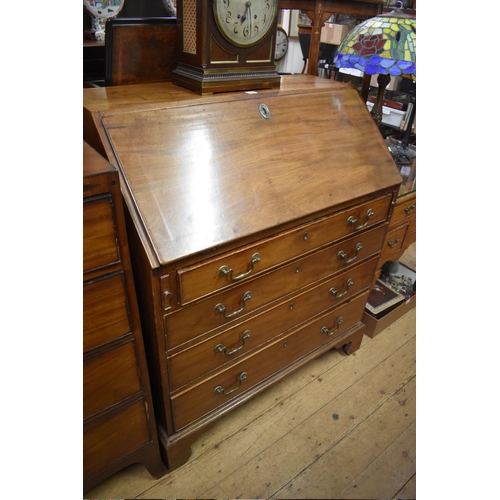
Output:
top-left (83, 75), bottom-right (403, 471)
top-left (83, 142), bottom-right (166, 491)
top-left (383, 189), bottom-right (416, 259)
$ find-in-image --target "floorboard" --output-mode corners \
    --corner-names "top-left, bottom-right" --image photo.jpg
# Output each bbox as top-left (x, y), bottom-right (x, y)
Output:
top-left (336, 420), bottom-right (416, 499)
top-left (274, 376), bottom-right (416, 499)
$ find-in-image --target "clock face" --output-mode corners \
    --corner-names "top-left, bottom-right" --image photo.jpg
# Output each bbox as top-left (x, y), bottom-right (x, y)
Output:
top-left (275, 27), bottom-right (288, 61)
top-left (214, 0), bottom-right (278, 47)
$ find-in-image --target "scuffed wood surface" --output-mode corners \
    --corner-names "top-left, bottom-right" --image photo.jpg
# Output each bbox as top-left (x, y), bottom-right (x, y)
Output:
top-left (97, 77), bottom-right (401, 266)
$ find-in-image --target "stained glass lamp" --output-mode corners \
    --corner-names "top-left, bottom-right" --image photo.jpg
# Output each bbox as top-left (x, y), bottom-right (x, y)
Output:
top-left (333, 2), bottom-right (416, 127)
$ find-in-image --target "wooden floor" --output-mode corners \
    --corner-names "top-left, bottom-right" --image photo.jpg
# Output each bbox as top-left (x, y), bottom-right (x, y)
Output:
top-left (85, 307), bottom-right (416, 499)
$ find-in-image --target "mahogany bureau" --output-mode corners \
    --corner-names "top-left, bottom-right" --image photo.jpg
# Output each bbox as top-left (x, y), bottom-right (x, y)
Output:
top-left (83, 141), bottom-right (166, 491)
top-left (83, 75), bottom-right (403, 471)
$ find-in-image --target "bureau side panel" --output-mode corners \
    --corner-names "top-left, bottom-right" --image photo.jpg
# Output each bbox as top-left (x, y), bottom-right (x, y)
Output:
top-left (124, 205), bottom-right (175, 437)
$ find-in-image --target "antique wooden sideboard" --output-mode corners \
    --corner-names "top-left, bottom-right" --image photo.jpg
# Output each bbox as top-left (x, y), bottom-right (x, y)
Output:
top-left (83, 142), bottom-right (166, 491)
top-left (83, 74), bottom-right (403, 471)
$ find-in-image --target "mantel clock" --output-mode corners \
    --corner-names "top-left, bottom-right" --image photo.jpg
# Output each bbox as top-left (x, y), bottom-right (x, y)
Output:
top-left (172, 0), bottom-right (281, 94)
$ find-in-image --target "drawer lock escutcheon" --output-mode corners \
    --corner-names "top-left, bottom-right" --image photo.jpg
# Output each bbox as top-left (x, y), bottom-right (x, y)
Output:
top-left (388, 237), bottom-right (400, 248)
top-left (404, 203), bottom-right (416, 215)
top-left (347, 208), bottom-right (374, 231)
top-left (329, 278), bottom-right (354, 299)
top-left (338, 243), bottom-right (362, 264)
top-left (214, 372), bottom-right (247, 396)
top-left (218, 253), bottom-right (261, 281)
top-left (321, 317), bottom-right (344, 336)
top-left (214, 330), bottom-right (251, 356)
top-left (258, 103), bottom-right (271, 120)
top-left (214, 291), bottom-right (252, 319)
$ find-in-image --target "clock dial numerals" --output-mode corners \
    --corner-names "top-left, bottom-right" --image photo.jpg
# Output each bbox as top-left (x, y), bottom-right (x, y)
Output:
top-left (214, 0), bottom-right (278, 47)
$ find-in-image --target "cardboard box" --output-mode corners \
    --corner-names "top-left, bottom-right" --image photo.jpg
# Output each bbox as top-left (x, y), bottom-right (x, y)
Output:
top-left (366, 101), bottom-right (405, 128)
top-left (362, 265), bottom-right (416, 338)
top-left (320, 23), bottom-right (355, 45)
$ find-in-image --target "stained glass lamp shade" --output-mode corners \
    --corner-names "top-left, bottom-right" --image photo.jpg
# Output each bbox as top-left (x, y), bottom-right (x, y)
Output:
top-left (333, 4), bottom-right (416, 126)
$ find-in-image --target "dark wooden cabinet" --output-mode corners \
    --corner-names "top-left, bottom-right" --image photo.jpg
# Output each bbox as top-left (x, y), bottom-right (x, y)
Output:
top-left (83, 141), bottom-right (166, 493)
top-left (83, 75), bottom-right (403, 473)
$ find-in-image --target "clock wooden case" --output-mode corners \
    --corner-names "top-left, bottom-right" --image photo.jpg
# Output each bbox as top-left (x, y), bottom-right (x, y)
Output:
top-left (172, 0), bottom-right (281, 94)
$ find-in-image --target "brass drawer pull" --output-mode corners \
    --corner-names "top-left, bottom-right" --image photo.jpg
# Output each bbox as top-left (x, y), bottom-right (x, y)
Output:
top-left (214, 372), bottom-right (247, 396)
top-left (388, 237), bottom-right (400, 248)
top-left (329, 279), bottom-right (354, 299)
top-left (338, 243), bottom-right (362, 264)
top-left (214, 291), bottom-right (252, 319)
top-left (321, 317), bottom-right (344, 336)
top-left (404, 203), bottom-right (416, 215)
top-left (218, 253), bottom-right (261, 281)
top-left (215, 330), bottom-right (251, 356)
top-left (347, 208), bottom-right (374, 231)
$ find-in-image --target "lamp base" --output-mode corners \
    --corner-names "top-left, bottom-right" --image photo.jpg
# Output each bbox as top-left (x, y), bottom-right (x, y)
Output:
top-left (370, 74), bottom-right (391, 127)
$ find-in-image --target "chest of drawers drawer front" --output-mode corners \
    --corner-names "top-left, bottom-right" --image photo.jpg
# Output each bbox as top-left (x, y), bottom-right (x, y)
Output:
top-left (83, 399), bottom-right (151, 480)
top-left (391, 194), bottom-right (416, 227)
top-left (84, 340), bottom-right (142, 419)
top-left (84, 195), bottom-right (120, 274)
top-left (167, 256), bottom-right (379, 391)
top-left (408, 216), bottom-right (416, 235)
top-left (170, 290), bottom-right (369, 431)
top-left (380, 223), bottom-right (409, 260)
top-left (165, 224), bottom-right (387, 349)
top-left (83, 273), bottom-right (131, 352)
top-left (177, 195), bottom-right (393, 304)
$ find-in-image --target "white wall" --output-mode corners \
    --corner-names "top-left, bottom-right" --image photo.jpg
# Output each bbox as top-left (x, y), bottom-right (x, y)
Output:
top-left (277, 38), bottom-right (306, 74)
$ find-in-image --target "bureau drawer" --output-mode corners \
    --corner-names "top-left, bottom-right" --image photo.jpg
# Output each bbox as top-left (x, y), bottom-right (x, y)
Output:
top-left (177, 194), bottom-right (393, 304)
top-left (380, 223), bottom-right (408, 260)
top-left (165, 224), bottom-right (387, 349)
top-left (167, 256), bottom-right (379, 390)
top-left (83, 399), bottom-right (151, 479)
top-left (83, 340), bottom-right (142, 419)
top-left (83, 273), bottom-right (132, 352)
top-left (390, 194), bottom-right (416, 227)
top-left (84, 195), bottom-right (120, 274)
top-left (170, 291), bottom-right (369, 431)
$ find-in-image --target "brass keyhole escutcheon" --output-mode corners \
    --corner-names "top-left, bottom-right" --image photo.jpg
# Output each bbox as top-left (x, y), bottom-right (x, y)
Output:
top-left (258, 103), bottom-right (271, 120)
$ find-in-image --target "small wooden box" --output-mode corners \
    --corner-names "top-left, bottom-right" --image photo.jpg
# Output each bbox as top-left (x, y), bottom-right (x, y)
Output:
top-left (362, 293), bottom-right (416, 338)
top-left (362, 265), bottom-right (416, 338)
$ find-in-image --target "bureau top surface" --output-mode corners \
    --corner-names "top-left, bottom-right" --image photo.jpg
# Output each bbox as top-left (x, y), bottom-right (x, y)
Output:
top-left (84, 75), bottom-right (402, 267)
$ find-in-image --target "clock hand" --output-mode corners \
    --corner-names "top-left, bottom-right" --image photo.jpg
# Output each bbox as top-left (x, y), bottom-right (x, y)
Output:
top-left (240, 1), bottom-right (252, 23)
